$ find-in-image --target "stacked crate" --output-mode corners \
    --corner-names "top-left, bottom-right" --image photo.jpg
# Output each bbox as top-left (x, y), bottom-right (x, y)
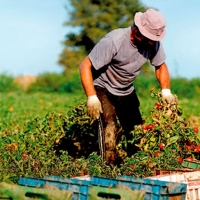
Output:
top-left (147, 171), bottom-right (200, 200)
top-left (18, 175), bottom-right (187, 200)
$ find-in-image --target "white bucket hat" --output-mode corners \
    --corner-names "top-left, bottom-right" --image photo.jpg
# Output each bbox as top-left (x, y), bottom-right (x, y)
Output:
top-left (134, 8), bottom-right (166, 41)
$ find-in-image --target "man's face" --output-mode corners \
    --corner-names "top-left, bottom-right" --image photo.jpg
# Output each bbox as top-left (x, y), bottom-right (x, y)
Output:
top-left (132, 26), bottom-right (155, 48)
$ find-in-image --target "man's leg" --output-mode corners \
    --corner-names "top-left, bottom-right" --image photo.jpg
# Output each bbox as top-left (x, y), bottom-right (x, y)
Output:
top-left (112, 90), bottom-right (143, 157)
top-left (95, 86), bottom-right (119, 164)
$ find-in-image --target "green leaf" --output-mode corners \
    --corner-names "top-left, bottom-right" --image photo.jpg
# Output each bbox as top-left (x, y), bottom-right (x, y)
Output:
top-left (150, 137), bottom-right (156, 142)
top-left (166, 135), bottom-right (179, 146)
top-left (144, 144), bottom-right (149, 151)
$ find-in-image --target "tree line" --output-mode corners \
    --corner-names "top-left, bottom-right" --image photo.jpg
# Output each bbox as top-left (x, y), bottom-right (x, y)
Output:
top-left (0, 73), bottom-right (199, 100)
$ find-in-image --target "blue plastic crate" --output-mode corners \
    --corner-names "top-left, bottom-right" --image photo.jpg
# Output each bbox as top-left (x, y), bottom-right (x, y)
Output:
top-left (44, 175), bottom-right (91, 180)
top-left (88, 185), bottom-right (145, 200)
top-left (18, 177), bottom-right (90, 200)
top-left (44, 175), bottom-right (187, 199)
top-left (19, 176), bottom-right (145, 200)
top-left (19, 175), bottom-right (187, 200)
top-left (91, 176), bottom-right (187, 200)
top-left (0, 181), bottom-right (72, 200)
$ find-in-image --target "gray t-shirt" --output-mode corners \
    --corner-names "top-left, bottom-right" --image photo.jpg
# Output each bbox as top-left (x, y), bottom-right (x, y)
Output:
top-left (89, 26), bottom-right (166, 96)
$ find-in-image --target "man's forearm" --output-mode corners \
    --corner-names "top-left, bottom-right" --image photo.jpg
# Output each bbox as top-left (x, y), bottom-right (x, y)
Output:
top-left (79, 56), bottom-right (96, 97)
top-left (155, 62), bottom-right (170, 89)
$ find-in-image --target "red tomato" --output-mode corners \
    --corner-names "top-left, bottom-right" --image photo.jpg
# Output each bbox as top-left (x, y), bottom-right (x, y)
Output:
top-left (185, 141), bottom-right (195, 151)
top-left (155, 102), bottom-right (161, 109)
top-left (178, 157), bottom-right (183, 164)
top-left (12, 143), bottom-right (18, 150)
top-left (142, 125), bottom-right (147, 130)
top-left (159, 143), bottom-right (165, 150)
top-left (149, 163), bottom-right (153, 168)
top-left (130, 164), bottom-right (135, 168)
top-left (142, 124), bottom-right (155, 131)
top-left (148, 124), bottom-right (155, 130)
top-left (194, 144), bottom-right (200, 152)
top-left (7, 144), bottom-right (11, 151)
top-left (154, 151), bottom-right (161, 157)
top-left (194, 127), bottom-right (199, 133)
top-left (186, 157), bottom-right (194, 162)
top-left (144, 124), bottom-right (155, 131)
top-left (22, 152), bottom-right (27, 159)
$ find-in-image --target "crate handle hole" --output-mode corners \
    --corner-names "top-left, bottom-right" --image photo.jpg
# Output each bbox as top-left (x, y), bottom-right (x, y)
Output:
top-left (98, 192), bottom-right (121, 199)
top-left (25, 192), bottom-right (47, 199)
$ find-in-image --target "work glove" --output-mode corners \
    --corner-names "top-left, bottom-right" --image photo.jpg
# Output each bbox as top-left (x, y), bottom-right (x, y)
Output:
top-left (161, 89), bottom-right (177, 104)
top-left (87, 95), bottom-right (102, 120)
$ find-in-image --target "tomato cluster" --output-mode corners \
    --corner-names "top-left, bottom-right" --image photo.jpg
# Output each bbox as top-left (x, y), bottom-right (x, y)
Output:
top-left (142, 124), bottom-right (155, 131)
top-left (128, 89), bottom-right (200, 172)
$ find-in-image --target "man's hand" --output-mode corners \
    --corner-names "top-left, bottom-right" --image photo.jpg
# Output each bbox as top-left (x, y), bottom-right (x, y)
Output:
top-left (87, 95), bottom-right (102, 120)
top-left (161, 89), bottom-right (177, 104)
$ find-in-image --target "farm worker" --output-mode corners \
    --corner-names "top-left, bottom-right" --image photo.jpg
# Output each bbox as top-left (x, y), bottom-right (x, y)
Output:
top-left (79, 8), bottom-right (177, 164)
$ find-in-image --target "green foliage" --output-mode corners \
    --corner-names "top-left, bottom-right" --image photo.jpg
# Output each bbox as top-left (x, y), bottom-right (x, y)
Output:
top-left (0, 74), bottom-right (19, 92)
top-left (0, 92), bottom-right (85, 132)
top-left (1, 72), bottom-right (200, 101)
top-left (27, 72), bottom-right (83, 93)
top-left (59, 0), bottom-right (147, 73)
top-left (134, 75), bottom-right (160, 98)
top-left (58, 48), bottom-right (86, 72)
top-left (171, 77), bottom-right (200, 100)
top-left (134, 75), bottom-right (200, 100)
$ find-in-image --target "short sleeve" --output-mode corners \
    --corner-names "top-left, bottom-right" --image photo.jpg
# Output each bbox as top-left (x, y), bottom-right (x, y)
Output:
top-left (150, 42), bottom-right (166, 67)
top-left (89, 37), bottom-right (117, 70)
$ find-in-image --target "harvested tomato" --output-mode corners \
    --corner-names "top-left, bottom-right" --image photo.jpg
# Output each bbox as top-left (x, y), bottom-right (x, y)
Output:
top-left (159, 143), bottom-right (165, 150)
top-left (154, 151), bottom-right (161, 157)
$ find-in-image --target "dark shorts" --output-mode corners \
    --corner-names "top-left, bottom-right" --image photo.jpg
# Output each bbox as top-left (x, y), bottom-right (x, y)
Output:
top-left (95, 86), bottom-right (143, 134)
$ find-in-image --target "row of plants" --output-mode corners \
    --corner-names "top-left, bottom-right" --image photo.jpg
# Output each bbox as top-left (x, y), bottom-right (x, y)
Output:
top-left (0, 89), bottom-right (199, 183)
